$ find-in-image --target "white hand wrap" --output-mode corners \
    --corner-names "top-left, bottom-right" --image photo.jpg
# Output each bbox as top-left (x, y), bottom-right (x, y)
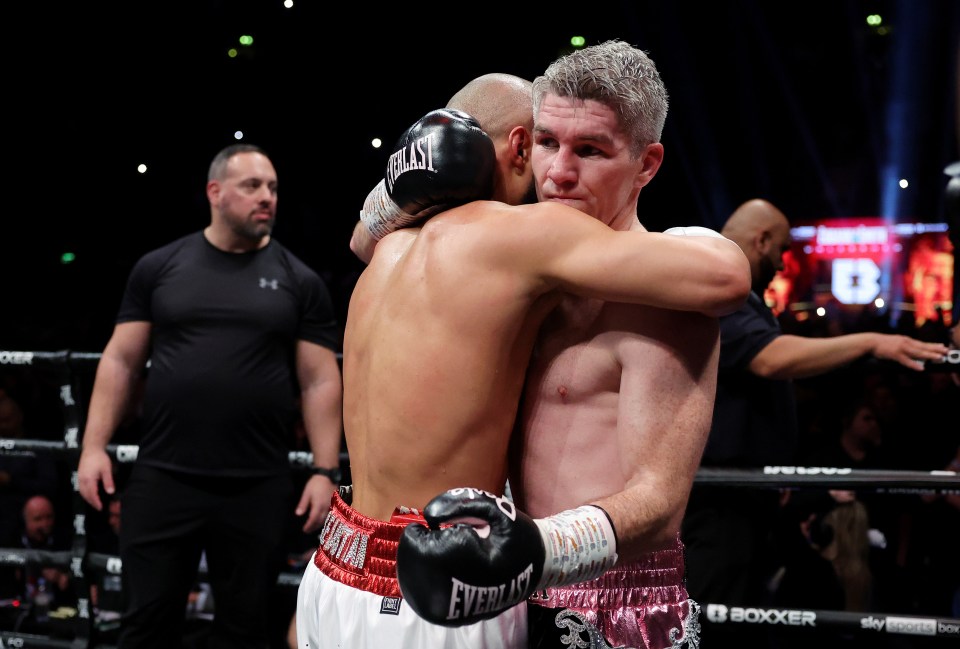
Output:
top-left (533, 505), bottom-right (619, 589)
top-left (360, 179), bottom-right (422, 241)
top-left (664, 225), bottom-right (725, 238)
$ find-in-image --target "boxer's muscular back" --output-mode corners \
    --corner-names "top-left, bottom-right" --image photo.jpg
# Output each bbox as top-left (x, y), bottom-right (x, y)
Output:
top-left (343, 202), bottom-right (560, 521)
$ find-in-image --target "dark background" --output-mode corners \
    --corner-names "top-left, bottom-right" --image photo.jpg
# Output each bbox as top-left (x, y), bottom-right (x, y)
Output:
top-left (3, 0), bottom-right (959, 353)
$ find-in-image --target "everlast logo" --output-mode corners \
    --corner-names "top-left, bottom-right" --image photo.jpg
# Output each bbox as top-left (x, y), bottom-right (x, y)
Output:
top-left (447, 487), bottom-right (517, 520)
top-left (446, 563), bottom-right (534, 621)
top-left (386, 132), bottom-right (437, 192)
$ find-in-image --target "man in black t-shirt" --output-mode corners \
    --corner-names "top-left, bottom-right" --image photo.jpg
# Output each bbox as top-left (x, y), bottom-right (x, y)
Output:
top-left (76, 144), bottom-right (343, 649)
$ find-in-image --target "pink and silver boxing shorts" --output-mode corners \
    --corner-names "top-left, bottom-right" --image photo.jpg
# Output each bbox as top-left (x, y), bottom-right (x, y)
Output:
top-left (527, 536), bottom-right (700, 649)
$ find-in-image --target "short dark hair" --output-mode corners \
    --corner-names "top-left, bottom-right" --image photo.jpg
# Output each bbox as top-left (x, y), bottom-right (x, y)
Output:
top-left (207, 143), bottom-right (270, 181)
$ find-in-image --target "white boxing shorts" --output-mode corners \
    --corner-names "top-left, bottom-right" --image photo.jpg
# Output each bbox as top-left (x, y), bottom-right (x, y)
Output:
top-left (296, 488), bottom-right (527, 649)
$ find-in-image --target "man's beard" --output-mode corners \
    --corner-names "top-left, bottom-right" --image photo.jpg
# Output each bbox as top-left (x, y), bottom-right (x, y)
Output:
top-left (234, 218), bottom-right (273, 241)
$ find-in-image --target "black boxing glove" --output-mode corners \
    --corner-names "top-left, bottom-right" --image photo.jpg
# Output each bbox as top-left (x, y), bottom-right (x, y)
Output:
top-left (397, 487), bottom-right (618, 627)
top-left (360, 108), bottom-right (496, 240)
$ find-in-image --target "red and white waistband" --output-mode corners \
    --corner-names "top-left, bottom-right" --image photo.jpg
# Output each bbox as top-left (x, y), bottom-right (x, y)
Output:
top-left (313, 489), bottom-right (424, 598)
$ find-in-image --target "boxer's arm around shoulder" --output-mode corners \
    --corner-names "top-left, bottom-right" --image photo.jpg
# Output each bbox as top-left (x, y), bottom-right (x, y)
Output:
top-left (528, 208), bottom-right (750, 316)
top-left (660, 226), bottom-right (752, 316)
top-left (78, 321), bottom-right (151, 510)
top-left (349, 218), bottom-right (377, 265)
top-left (295, 340), bottom-right (344, 534)
top-left (624, 231), bottom-right (749, 316)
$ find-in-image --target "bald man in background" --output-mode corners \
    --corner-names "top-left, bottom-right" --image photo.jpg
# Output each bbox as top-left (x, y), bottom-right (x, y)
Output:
top-left (682, 199), bottom-right (948, 634)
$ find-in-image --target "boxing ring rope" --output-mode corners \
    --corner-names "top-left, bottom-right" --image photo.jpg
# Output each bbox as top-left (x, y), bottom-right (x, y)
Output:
top-left (2, 349), bottom-right (959, 646)
top-left (694, 466), bottom-right (960, 494)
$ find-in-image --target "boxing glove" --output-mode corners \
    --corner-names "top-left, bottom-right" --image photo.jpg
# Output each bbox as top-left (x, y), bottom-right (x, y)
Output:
top-left (397, 487), bottom-right (618, 627)
top-left (360, 108), bottom-right (496, 240)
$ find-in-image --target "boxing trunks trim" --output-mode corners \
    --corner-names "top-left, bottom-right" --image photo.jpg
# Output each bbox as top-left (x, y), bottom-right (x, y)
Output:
top-left (530, 536), bottom-right (687, 609)
top-left (313, 488), bottom-right (421, 598)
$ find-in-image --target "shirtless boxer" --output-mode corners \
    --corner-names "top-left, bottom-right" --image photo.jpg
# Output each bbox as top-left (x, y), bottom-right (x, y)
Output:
top-left (398, 42), bottom-right (721, 648)
top-left (296, 73), bottom-right (750, 647)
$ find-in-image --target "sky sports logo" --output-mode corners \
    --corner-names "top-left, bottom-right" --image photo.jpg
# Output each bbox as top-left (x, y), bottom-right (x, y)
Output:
top-left (884, 616), bottom-right (937, 636)
top-left (861, 615), bottom-right (950, 636)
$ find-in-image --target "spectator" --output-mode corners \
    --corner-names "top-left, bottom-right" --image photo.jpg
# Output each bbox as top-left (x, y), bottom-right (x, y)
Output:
top-left (809, 399), bottom-right (889, 469)
top-left (774, 497), bottom-right (893, 649)
top-left (0, 386), bottom-right (59, 541)
top-left (0, 495), bottom-right (77, 617)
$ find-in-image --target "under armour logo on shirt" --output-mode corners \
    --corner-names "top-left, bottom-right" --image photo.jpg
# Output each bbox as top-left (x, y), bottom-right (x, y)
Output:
top-left (259, 277), bottom-right (279, 290)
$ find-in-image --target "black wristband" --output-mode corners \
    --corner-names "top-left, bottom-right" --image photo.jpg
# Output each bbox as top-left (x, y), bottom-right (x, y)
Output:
top-left (308, 466), bottom-right (342, 483)
top-left (591, 504), bottom-right (620, 550)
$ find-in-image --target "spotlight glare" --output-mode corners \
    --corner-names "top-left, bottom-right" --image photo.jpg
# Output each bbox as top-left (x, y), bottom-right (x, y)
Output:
top-left (228, 48), bottom-right (238, 58)
top-left (60, 252), bottom-right (76, 264)
top-left (570, 36), bottom-right (586, 48)
top-left (239, 35), bottom-right (254, 46)
top-left (816, 307), bottom-right (826, 317)
top-left (875, 298), bottom-right (885, 308)
top-left (234, 130), bottom-right (244, 140)
top-left (372, 138), bottom-right (382, 149)
top-left (899, 179), bottom-right (909, 189)
top-left (137, 163), bottom-right (147, 174)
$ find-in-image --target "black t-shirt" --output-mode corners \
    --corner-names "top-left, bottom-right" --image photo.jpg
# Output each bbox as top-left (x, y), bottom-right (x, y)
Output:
top-left (117, 232), bottom-right (338, 476)
top-left (706, 291), bottom-right (798, 466)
